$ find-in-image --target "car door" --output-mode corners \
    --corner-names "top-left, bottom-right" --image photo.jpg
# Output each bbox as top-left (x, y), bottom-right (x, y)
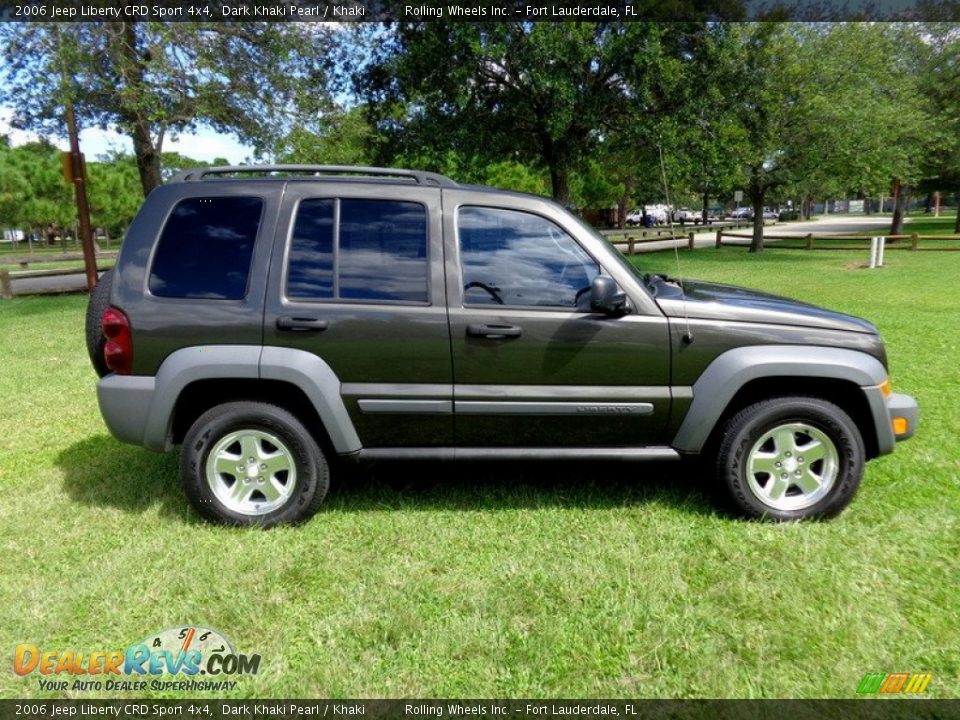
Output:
top-left (263, 180), bottom-right (452, 448)
top-left (443, 189), bottom-right (672, 448)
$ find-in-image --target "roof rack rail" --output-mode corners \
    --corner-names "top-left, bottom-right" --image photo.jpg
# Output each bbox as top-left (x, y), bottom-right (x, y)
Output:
top-left (168, 164), bottom-right (458, 187)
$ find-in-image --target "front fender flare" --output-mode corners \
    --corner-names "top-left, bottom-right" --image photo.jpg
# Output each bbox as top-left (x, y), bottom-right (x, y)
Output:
top-left (672, 345), bottom-right (889, 453)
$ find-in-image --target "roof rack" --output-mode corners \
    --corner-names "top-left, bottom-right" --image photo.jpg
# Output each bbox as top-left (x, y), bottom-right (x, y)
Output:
top-left (168, 164), bottom-right (458, 188)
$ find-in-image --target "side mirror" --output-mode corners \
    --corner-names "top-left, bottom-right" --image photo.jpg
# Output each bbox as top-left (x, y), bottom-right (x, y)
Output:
top-left (590, 276), bottom-right (627, 315)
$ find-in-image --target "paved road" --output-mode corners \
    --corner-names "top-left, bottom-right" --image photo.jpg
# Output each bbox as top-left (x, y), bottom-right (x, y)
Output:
top-left (9, 270), bottom-right (105, 296)
top-left (747, 214), bottom-right (896, 237)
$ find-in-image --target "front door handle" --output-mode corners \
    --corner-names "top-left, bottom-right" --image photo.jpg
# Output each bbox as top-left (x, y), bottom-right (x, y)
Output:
top-left (466, 323), bottom-right (523, 339)
top-left (276, 316), bottom-right (329, 332)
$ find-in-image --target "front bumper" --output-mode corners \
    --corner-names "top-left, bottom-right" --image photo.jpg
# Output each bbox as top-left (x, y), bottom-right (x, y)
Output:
top-left (887, 392), bottom-right (919, 442)
top-left (861, 387), bottom-right (918, 456)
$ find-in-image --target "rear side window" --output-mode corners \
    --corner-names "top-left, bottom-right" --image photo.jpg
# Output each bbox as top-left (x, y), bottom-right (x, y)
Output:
top-left (149, 196), bottom-right (263, 300)
top-left (287, 198), bottom-right (428, 304)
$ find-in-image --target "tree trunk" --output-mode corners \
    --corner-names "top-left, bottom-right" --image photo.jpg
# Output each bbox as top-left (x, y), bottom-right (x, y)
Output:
top-left (548, 162), bottom-right (570, 205)
top-left (954, 202), bottom-right (960, 234)
top-left (748, 170), bottom-right (765, 253)
top-left (701, 191), bottom-right (709, 225)
top-left (890, 178), bottom-right (906, 236)
top-left (115, 21), bottom-right (162, 197)
top-left (131, 119), bottom-right (162, 196)
top-left (749, 196), bottom-right (765, 252)
top-left (617, 176), bottom-right (633, 230)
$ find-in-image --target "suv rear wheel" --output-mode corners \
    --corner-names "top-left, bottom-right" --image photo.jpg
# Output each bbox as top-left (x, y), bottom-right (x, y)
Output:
top-left (716, 397), bottom-right (864, 520)
top-left (181, 401), bottom-right (329, 526)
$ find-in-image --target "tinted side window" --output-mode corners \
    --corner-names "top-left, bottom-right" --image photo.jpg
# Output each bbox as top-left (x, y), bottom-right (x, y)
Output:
top-left (287, 198), bottom-right (428, 304)
top-left (287, 199), bottom-right (334, 299)
top-left (150, 196), bottom-right (262, 300)
top-left (458, 207), bottom-right (599, 308)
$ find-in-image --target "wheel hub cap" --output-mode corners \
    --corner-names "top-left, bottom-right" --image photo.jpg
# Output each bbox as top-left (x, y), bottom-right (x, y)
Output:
top-left (205, 429), bottom-right (297, 516)
top-left (745, 422), bottom-right (839, 511)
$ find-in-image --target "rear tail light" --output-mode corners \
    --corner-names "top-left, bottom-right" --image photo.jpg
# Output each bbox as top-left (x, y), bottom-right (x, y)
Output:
top-left (102, 307), bottom-right (133, 375)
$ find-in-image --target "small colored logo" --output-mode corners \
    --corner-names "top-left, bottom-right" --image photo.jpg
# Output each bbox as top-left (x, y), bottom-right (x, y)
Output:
top-left (857, 672), bottom-right (932, 695)
top-left (13, 626), bottom-right (261, 693)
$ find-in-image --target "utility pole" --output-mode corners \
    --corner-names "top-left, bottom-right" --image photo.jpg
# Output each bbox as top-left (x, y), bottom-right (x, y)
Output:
top-left (64, 103), bottom-right (98, 290)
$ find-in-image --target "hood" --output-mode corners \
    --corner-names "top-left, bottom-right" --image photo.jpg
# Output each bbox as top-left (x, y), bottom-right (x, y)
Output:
top-left (646, 275), bottom-right (878, 334)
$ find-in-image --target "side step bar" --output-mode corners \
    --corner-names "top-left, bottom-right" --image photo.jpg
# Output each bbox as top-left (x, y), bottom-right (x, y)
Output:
top-left (353, 447), bottom-right (681, 462)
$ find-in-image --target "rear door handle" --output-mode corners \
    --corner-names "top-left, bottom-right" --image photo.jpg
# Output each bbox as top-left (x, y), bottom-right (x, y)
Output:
top-left (466, 323), bottom-right (523, 339)
top-left (276, 316), bottom-right (329, 332)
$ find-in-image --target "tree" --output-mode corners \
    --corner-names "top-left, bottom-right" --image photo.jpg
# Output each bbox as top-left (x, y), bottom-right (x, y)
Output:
top-left (667, 25), bottom-right (746, 224)
top-left (723, 24), bottom-right (807, 252)
top-left (86, 153), bottom-right (141, 240)
top-left (271, 105), bottom-right (375, 166)
top-left (0, 20), bottom-right (328, 196)
top-left (358, 23), bottom-right (686, 204)
top-left (913, 24), bottom-right (960, 232)
top-left (724, 23), bottom-right (930, 250)
top-left (787, 24), bottom-right (929, 236)
top-left (1, 140), bottom-right (74, 242)
top-left (0, 139), bottom-right (30, 233)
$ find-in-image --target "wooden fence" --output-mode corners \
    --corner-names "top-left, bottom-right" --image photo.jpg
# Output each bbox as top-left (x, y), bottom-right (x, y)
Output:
top-left (601, 220), bottom-right (759, 255)
top-left (716, 230), bottom-right (960, 251)
top-left (0, 251), bottom-right (117, 299)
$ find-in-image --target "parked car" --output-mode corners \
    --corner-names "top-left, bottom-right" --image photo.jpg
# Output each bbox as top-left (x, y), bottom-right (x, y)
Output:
top-left (728, 206), bottom-right (753, 219)
top-left (644, 205), bottom-right (669, 225)
top-left (672, 207), bottom-right (697, 223)
top-left (88, 164), bottom-right (918, 526)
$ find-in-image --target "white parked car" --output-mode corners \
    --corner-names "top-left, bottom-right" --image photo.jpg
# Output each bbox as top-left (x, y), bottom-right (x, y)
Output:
top-left (645, 205), bottom-right (669, 224)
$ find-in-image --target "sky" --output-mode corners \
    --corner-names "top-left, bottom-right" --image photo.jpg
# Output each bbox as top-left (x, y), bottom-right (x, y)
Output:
top-left (0, 107), bottom-right (255, 164)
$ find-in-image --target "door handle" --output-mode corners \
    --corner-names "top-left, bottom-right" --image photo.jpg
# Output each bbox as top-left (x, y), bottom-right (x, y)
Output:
top-left (276, 316), bottom-right (329, 332)
top-left (466, 323), bottom-right (523, 339)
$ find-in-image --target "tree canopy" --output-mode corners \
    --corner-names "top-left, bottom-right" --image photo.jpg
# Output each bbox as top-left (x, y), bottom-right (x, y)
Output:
top-left (1, 21), bottom-right (958, 248)
top-left (0, 21), bottom-right (329, 196)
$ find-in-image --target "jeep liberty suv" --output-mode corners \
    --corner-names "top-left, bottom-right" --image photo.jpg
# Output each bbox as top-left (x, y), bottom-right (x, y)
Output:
top-left (87, 165), bottom-right (918, 526)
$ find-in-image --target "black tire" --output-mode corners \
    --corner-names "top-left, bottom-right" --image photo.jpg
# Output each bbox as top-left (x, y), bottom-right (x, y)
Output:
top-left (181, 401), bottom-right (329, 527)
top-left (85, 269), bottom-right (113, 377)
top-left (716, 396), bottom-right (864, 521)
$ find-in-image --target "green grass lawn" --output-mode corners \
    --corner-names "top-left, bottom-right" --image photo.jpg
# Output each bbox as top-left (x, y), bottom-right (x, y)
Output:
top-left (901, 214), bottom-right (960, 237)
top-left (1, 247), bottom-right (957, 700)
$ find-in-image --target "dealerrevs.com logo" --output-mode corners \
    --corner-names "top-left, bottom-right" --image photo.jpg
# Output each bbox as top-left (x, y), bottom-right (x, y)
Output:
top-left (857, 672), bottom-right (933, 695)
top-left (13, 626), bottom-right (261, 692)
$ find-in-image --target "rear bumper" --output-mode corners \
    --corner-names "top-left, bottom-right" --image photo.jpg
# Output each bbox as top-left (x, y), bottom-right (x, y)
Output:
top-left (97, 374), bottom-right (160, 450)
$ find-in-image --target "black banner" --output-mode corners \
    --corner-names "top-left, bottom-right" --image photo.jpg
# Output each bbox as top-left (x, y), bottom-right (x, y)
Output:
top-left (1, 0), bottom-right (959, 23)
top-left (2, 701), bottom-right (960, 720)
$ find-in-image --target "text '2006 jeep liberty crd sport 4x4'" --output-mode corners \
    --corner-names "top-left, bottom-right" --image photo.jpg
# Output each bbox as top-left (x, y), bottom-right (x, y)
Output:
top-left (88, 165), bottom-right (918, 526)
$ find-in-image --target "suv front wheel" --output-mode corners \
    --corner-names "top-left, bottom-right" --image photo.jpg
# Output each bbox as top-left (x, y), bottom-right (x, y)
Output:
top-left (181, 402), bottom-right (329, 526)
top-left (716, 397), bottom-right (864, 521)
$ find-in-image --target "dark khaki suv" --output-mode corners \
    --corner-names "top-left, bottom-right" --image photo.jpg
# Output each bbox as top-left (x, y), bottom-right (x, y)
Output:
top-left (87, 165), bottom-right (917, 526)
